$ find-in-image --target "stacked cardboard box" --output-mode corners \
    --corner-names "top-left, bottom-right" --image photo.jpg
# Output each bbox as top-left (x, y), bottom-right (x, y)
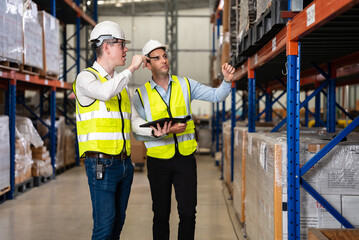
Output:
top-left (31, 146), bottom-right (52, 177)
top-left (39, 11), bottom-right (60, 77)
top-left (15, 116), bottom-right (44, 184)
top-left (223, 123), bottom-right (232, 194)
top-left (22, 1), bottom-right (43, 70)
top-left (130, 131), bottom-right (146, 166)
top-left (0, 0), bottom-right (23, 63)
top-left (0, 116), bottom-right (10, 191)
top-left (64, 129), bottom-right (76, 165)
top-left (232, 126), bottom-right (273, 223)
top-left (245, 132), bottom-right (359, 240)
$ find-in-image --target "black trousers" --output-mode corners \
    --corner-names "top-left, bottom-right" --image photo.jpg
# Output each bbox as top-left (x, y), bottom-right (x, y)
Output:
top-left (147, 153), bottom-right (197, 240)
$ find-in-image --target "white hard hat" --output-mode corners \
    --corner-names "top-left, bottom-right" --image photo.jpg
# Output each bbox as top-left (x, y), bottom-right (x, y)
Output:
top-left (89, 21), bottom-right (131, 48)
top-left (142, 40), bottom-right (168, 56)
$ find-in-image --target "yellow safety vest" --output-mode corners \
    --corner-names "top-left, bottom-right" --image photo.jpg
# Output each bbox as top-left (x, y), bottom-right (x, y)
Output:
top-left (136, 75), bottom-right (197, 159)
top-left (73, 67), bottom-right (131, 157)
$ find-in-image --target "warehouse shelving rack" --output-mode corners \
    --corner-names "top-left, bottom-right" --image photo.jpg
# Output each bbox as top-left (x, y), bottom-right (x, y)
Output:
top-left (221, 0), bottom-right (359, 238)
top-left (0, 0), bottom-right (97, 201)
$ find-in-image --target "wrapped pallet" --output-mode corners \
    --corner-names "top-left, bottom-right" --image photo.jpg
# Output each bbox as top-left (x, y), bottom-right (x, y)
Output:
top-left (223, 123), bottom-right (232, 194)
top-left (232, 126), bottom-right (273, 223)
top-left (245, 132), bottom-right (359, 240)
top-left (64, 128), bottom-right (76, 165)
top-left (1, 0), bottom-right (23, 63)
top-left (238, 0), bottom-right (256, 42)
top-left (0, 116), bottom-right (10, 191)
top-left (22, 0), bottom-right (43, 70)
top-left (0, 0), bottom-right (5, 59)
top-left (39, 10), bottom-right (60, 77)
top-left (31, 145), bottom-right (53, 177)
top-left (15, 116), bottom-right (43, 184)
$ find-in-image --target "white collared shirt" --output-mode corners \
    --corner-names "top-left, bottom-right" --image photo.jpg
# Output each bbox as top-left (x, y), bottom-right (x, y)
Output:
top-left (75, 61), bottom-right (152, 137)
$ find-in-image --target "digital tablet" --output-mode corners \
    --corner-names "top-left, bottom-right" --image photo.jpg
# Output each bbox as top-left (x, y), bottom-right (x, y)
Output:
top-left (140, 115), bottom-right (191, 128)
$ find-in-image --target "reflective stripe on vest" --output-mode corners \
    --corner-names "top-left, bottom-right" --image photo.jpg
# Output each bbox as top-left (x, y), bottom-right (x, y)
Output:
top-left (73, 67), bottom-right (131, 157)
top-left (137, 75), bottom-right (197, 159)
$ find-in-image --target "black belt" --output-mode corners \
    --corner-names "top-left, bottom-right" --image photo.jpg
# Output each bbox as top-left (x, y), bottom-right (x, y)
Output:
top-left (86, 152), bottom-right (129, 160)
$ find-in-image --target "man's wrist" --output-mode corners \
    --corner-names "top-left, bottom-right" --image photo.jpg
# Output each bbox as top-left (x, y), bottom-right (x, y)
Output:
top-left (223, 78), bottom-right (231, 83)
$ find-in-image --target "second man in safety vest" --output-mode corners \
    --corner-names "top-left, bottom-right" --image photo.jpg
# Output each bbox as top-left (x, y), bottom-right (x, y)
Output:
top-left (132, 39), bottom-right (235, 240)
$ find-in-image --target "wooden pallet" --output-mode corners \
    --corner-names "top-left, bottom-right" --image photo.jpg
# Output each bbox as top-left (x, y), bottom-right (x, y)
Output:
top-left (20, 64), bottom-right (41, 76)
top-left (0, 61), bottom-right (20, 71)
top-left (0, 186), bottom-right (10, 196)
top-left (308, 228), bottom-right (359, 240)
top-left (33, 175), bottom-right (53, 187)
top-left (14, 177), bottom-right (33, 197)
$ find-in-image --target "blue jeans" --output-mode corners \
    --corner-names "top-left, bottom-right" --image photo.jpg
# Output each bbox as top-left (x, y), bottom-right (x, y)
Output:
top-left (85, 156), bottom-right (134, 240)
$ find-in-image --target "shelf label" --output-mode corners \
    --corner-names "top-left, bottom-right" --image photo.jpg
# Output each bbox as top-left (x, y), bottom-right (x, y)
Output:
top-left (255, 54), bottom-right (258, 65)
top-left (61, 82), bottom-right (64, 88)
top-left (306, 4), bottom-right (315, 27)
top-left (0, 71), bottom-right (2, 77)
top-left (25, 75), bottom-right (30, 81)
top-left (272, 38), bottom-right (277, 52)
top-left (45, 80), bottom-right (48, 85)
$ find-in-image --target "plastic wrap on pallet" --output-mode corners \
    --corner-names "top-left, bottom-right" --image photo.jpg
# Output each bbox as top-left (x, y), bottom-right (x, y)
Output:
top-left (39, 11), bottom-right (60, 75)
top-left (0, 116), bottom-right (10, 191)
top-left (23, 0), bottom-right (43, 70)
top-left (16, 116), bottom-right (43, 148)
top-left (0, 0), bottom-right (5, 59)
top-left (55, 117), bottom-right (65, 169)
top-left (256, 0), bottom-right (290, 21)
top-left (245, 132), bottom-right (359, 240)
top-left (32, 158), bottom-right (52, 177)
top-left (232, 126), bottom-right (274, 224)
top-left (0, 0), bottom-right (23, 63)
top-left (223, 123), bottom-right (232, 193)
top-left (238, 0), bottom-right (256, 42)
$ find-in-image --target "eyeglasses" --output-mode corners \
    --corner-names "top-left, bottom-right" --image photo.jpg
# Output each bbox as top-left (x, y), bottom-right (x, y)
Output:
top-left (148, 54), bottom-right (168, 61)
top-left (107, 40), bottom-right (126, 49)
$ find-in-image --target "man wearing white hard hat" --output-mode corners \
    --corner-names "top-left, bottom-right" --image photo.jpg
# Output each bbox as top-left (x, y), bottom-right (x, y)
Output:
top-left (73, 21), bottom-right (150, 240)
top-left (132, 39), bottom-right (235, 240)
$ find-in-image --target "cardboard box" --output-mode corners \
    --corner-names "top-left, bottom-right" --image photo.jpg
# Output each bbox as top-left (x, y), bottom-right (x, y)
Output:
top-left (130, 131), bottom-right (146, 164)
top-left (341, 195), bottom-right (359, 228)
top-left (245, 132), bottom-right (359, 240)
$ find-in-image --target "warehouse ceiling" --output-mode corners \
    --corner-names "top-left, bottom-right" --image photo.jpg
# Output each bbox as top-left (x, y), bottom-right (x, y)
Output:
top-left (97, 0), bottom-right (212, 15)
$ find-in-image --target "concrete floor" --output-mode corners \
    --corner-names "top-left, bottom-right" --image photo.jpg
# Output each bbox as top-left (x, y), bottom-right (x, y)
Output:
top-left (0, 154), bottom-right (244, 240)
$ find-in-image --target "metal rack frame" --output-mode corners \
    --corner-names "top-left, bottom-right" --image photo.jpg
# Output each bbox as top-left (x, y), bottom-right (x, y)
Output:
top-left (0, 0), bottom-right (97, 201)
top-left (213, 0), bottom-right (359, 238)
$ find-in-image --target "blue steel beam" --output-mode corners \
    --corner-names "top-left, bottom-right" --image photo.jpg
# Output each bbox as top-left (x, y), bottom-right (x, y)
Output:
top-left (271, 79), bottom-right (329, 132)
top-left (327, 63), bottom-right (336, 133)
top-left (216, 102), bottom-right (220, 165)
top-left (248, 77), bottom-right (256, 132)
top-left (304, 91), bottom-right (309, 127)
top-left (50, 88), bottom-right (56, 176)
top-left (301, 178), bottom-right (354, 228)
top-left (275, 76), bottom-right (286, 88)
top-left (7, 79), bottom-right (16, 200)
top-left (300, 116), bottom-right (359, 176)
top-left (16, 97), bottom-right (51, 129)
top-left (321, 90), bottom-right (354, 120)
top-left (50, 0), bottom-right (56, 17)
top-left (265, 91), bottom-right (272, 122)
top-left (315, 89), bottom-right (321, 127)
top-left (287, 40), bottom-right (301, 239)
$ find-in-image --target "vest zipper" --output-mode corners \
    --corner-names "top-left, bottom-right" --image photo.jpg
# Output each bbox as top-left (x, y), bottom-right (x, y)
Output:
top-left (118, 94), bottom-right (126, 153)
top-left (155, 83), bottom-right (179, 152)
